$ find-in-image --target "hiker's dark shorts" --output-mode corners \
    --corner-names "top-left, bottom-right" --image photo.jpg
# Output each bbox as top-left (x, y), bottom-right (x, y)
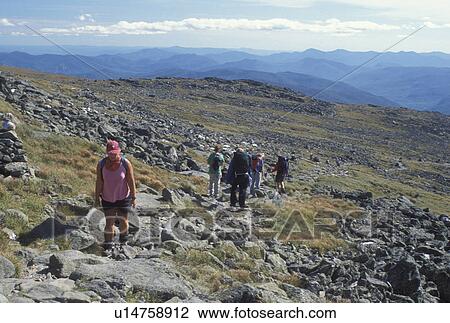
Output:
top-left (275, 173), bottom-right (286, 183)
top-left (101, 195), bottom-right (131, 214)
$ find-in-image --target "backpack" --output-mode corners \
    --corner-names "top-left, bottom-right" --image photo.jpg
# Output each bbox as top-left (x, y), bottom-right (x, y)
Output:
top-left (211, 154), bottom-right (221, 171)
top-left (233, 152), bottom-right (250, 175)
top-left (278, 156), bottom-right (289, 176)
top-left (99, 156), bottom-right (128, 180)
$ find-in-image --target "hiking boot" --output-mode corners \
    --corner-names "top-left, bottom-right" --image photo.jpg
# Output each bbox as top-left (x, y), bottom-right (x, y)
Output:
top-left (240, 205), bottom-right (249, 209)
top-left (102, 242), bottom-right (113, 256)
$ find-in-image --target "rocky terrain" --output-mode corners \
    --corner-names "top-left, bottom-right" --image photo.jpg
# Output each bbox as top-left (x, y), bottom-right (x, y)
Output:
top-left (0, 66), bottom-right (449, 303)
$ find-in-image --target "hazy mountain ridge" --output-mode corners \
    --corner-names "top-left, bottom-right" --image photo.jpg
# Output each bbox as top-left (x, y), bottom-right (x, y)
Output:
top-left (0, 47), bottom-right (449, 113)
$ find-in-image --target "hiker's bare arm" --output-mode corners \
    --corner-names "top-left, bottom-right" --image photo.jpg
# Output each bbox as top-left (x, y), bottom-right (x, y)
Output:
top-left (94, 163), bottom-right (103, 205)
top-left (125, 160), bottom-right (137, 204)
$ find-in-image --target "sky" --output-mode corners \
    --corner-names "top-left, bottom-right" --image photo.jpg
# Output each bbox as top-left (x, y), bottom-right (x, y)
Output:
top-left (1, 0), bottom-right (450, 53)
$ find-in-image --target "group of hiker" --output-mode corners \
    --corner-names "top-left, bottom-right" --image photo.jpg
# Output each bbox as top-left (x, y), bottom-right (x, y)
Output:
top-left (94, 139), bottom-right (289, 253)
top-left (207, 144), bottom-right (289, 208)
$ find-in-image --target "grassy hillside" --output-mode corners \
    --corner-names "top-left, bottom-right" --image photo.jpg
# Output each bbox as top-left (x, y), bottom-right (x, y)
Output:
top-left (1, 65), bottom-right (448, 215)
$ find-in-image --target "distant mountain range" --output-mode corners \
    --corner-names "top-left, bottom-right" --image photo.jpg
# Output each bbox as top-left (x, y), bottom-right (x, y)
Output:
top-left (0, 47), bottom-right (449, 114)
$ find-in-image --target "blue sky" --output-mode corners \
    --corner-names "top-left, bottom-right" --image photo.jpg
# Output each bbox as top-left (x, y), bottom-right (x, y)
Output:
top-left (1, 0), bottom-right (449, 52)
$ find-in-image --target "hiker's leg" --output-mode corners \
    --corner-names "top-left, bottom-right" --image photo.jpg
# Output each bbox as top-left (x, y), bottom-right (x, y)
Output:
top-left (208, 174), bottom-right (214, 196)
top-left (230, 180), bottom-right (238, 206)
top-left (250, 171), bottom-right (256, 194)
top-left (239, 175), bottom-right (248, 207)
top-left (255, 171), bottom-right (261, 189)
top-left (117, 207), bottom-right (129, 243)
top-left (214, 173), bottom-right (220, 197)
top-left (104, 208), bottom-right (116, 245)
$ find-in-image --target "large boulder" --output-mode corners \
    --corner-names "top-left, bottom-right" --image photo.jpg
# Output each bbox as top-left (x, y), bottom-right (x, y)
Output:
top-left (432, 269), bottom-right (450, 302)
top-left (162, 188), bottom-right (183, 206)
top-left (69, 258), bottom-right (194, 302)
top-left (67, 229), bottom-right (97, 250)
top-left (77, 279), bottom-right (123, 302)
top-left (3, 162), bottom-right (30, 177)
top-left (48, 250), bottom-right (108, 278)
top-left (0, 130), bottom-right (19, 141)
top-left (0, 256), bottom-right (15, 278)
top-left (386, 256), bottom-right (421, 296)
top-left (280, 283), bottom-right (320, 302)
top-left (18, 279), bottom-right (91, 303)
top-left (19, 217), bottom-right (77, 244)
top-left (212, 284), bottom-right (263, 303)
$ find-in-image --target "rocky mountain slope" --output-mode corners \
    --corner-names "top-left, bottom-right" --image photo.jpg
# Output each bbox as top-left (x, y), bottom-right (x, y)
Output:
top-left (0, 65), bottom-right (449, 303)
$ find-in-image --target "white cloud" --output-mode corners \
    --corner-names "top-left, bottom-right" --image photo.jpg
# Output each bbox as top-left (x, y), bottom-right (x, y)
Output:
top-left (40, 17), bottom-right (402, 36)
top-left (240, 0), bottom-right (314, 8)
top-left (10, 31), bottom-right (25, 36)
top-left (0, 18), bottom-right (14, 26)
top-left (79, 14), bottom-right (95, 23)
top-left (244, 1), bottom-right (450, 23)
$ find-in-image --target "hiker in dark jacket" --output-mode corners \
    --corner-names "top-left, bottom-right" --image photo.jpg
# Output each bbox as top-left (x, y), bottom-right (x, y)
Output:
top-left (226, 148), bottom-right (252, 208)
top-left (272, 155), bottom-right (289, 194)
top-left (207, 144), bottom-right (224, 198)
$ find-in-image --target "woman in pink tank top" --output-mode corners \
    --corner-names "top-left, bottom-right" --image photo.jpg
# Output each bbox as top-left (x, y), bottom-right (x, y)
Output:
top-left (95, 140), bottom-right (137, 251)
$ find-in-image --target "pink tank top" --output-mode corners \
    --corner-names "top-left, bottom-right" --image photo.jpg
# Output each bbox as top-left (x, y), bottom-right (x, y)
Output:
top-left (101, 161), bottom-right (130, 203)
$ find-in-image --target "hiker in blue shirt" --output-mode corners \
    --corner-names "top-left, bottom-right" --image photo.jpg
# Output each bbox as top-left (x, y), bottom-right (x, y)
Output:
top-left (250, 153), bottom-right (264, 196)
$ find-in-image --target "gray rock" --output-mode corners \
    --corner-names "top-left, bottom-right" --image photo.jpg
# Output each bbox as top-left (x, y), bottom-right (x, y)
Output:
top-left (0, 130), bottom-right (19, 141)
top-left (19, 279), bottom-right (74, 302)
top-left (162, 188), bottom-right (183, 206)
top-left (67, 229), bottom-right (97, 250)
top-left (416, 245), bottom-right (444, 257)
top-left (70, 258), bottom-right (193, 302)
top-left (120, 245), bottom-right (138, 260)
top-left (432, 269), bottom-right (450, 302)
top-left (280, 283), bottom-right (320, 302)
top-left (8, 296), bottom-right (35, 303)
top-left (55, 291), bottom-right (91, 303)
top-left (266, 253), bottom-right (288, 273)
top-left (167, 146), bottom-right (178, 163)
top-left (186, 158), bottom-right (201, 171)
top-left (212, 284), bottom-right (263, 303)
top-left (1, 227), bottom-right (17, 240)
top-left (0, 278), bottom-right (22, 297)
top-left (19, 217), bottom-right (77, 244)
top-left (0, 294), bottom-right (8, 303)
top-left (387, 256), bottom-right (421, 296)
top-left (136, 249), bottom-right (161, 259)
top-left (78, 279), bottom-right (122, 302)
top-left (135, 192), bottom-right (163, 214)
top-left (4, 162), bottom-right (30, 177)
top-left (251, 282), bottom-right (293, 302)
top-left (0, 255), bottom-right (15, 278)
top-left (49, 250), bottom-right (108, 278)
